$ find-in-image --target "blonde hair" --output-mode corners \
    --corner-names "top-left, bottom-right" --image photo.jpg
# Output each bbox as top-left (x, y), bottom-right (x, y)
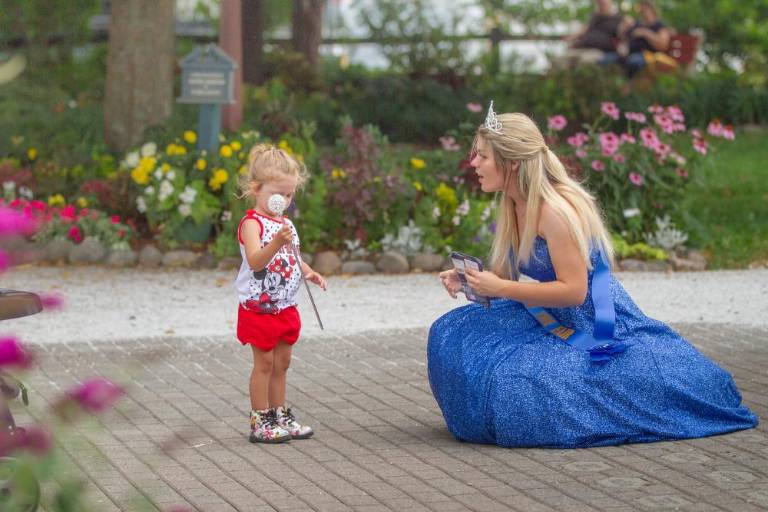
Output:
top-left (476, 113), bottom-right (614, 278)
top-left (239, 143), bottom-right (309, 198)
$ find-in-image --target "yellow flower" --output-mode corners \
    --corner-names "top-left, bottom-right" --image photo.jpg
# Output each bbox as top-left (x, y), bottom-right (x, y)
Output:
top-left (231, 140), bottom-right (241, 151)
top-left (196, 158), bottom-right (207, 171)
top-left (161, 163), bottom-right (171, 172)
top-left (47, 194), bottom-right (65, 206)
top-left (208, 168), bottom-right (229, 191)
top-left (131, 166), bottom-right (150, 185)
top-left (220, 145), bottom-right (233, 158)
top-left (413, 181), bottom-right (423, 191)
top-left (239, 165), bottom-right (247, 175)
top-left (183, 130), bottom-right (197, 144)
top-left (139, 156), bottom-right (157, 172)
top-left (436, 183), bottom-right (458, 209)
top-left (76, 197), bottom-right (88, 208)
top-left (331, 167), bottom-right (347, 179)
top-left (410, 157), bottom-right (426, 169)
top-left (165, 143), bottom-right (187, 156)
top-left (278, 140), bottom-right (290, 151)
top-left (11, 136), bottom-right (23, 146)
top-left (27, 148), bottom-right (38, 161)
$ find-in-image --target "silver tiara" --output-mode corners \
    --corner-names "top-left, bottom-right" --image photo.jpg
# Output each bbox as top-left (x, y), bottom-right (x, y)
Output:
top-left (484, 100), bottom-right (503, 134)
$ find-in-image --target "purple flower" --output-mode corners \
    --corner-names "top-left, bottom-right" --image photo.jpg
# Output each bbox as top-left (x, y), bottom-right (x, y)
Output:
top-left (66, 378), bottom-right (124, 414)
top-left (0, 337), bottom-right (34, 369)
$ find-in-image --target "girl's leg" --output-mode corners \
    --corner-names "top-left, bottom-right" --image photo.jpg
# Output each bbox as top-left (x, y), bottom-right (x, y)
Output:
top-left (268, 341), bottom-right (292, 407)
top-left (250, 345), bottom-right (273, 411)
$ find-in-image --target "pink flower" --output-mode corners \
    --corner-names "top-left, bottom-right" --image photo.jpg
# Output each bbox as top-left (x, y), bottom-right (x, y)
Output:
top-left (693, 137), bottom-right (708, 155)
top-left (466, 102), bottom-right (482, 113)
top-left (639, 127), bottom-right (660, 149)
top-left (0, 425), bottom-right (52, 458)
top-left (438, 136), bottom-right (460, 151)
top-left (654, 114), bottom-right (676, 134)
top-left (667, 105), bottom-right (685, 122)
top-left (575, 149), bottom-right (588, 159)
top-left (0, 337), bottom-right (34, 369)
top-left (599, 132), bottom-right (620, 156)
top-left (613, 154), bottom-right (625, 164)
top-left (620, 133), bottom-right (636, 144)
top-left (629, 172), bottom-right (644, 186)
top-left (707, 120), bottom-right (724, 137)
top-left (111, 215), bottom-right (121, 224)
top-left (567, 132), bottom-right (589, 148)
top-left (722, 124), bottom-right (735, 140)
top-left (0, 207), bottom-right (38, 237)
top-left (691, 129), bottom-right (703, 139)
top-left (40, 293), bottom-right (64, 310)
top-left (601, 102), bottom-right (620, 120)
top-left (591, 160), bottom-right (605, 172)
top-left (676, 168), bottom-right (689, 179)
top-left (625, 112), bottom-right (647, 123)
top-left (648, 104), bottom-right (664, 114)
top-left (61, 205), bottom-right (77, 220)
top-left (547, 115), bottom-right (567, 131)
top-left (66, 378), bottom-right (124, 414)
top-left (67, 225), bottom-right (82, 244)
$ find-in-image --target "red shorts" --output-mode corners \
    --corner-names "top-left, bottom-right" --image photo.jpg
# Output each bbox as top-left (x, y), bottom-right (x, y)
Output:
top-left (237, 304), bottom-right (301, 351)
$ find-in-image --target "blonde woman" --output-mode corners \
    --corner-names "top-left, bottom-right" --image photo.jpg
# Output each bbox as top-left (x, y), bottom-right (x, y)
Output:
top-left (427, 104), bottom-right (757, 448)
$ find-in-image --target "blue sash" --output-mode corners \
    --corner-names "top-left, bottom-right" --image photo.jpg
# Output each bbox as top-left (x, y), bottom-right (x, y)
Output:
top-left (510, 248), bottom-right (628, 363)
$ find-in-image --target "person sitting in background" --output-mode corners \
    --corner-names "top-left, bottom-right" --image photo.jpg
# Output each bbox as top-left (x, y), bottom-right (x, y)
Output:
top-left (560, 0), bottom-right (625, 66)
top-left (608, 0), bottom-right (673, 79)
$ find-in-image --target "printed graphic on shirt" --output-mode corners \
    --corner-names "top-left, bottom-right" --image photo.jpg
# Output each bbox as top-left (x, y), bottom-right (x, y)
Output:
top-left (247, 251), bottom-right (298, 314)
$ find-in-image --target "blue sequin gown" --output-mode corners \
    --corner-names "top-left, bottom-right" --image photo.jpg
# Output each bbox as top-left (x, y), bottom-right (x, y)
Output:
top-left (427, 237), bottom-right (758, 448)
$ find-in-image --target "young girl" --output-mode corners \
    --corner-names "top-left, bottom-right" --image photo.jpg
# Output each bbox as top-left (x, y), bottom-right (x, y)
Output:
top-left (235, 143), bottom-right (327, 444)
top-left (428, 104), bottom-right (757, 448)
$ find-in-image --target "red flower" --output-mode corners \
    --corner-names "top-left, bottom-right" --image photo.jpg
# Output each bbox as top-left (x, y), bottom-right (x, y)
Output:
top-left (67, 225), bottom-right (82, 243)
top-left (0, 337), bottom-right (34, 369)
top-left (61, 205), bottom-right (77, 219)
top-left (111, 215), bottom-right (121, 224)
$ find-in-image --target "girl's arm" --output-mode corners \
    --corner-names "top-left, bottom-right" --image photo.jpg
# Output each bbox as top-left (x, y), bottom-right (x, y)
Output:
top-left (301, 260), bottom-right (327, 290)
top-left (634, 26), bottom-right (671, 51)
top-left (465, 204), bottom-right (589, 308)
top-left (241, 219), bottom-right (292, 270)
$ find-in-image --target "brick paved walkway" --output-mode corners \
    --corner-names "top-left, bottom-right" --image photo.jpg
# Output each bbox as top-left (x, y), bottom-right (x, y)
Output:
top-left (21, 324), bottom-right (768, 512)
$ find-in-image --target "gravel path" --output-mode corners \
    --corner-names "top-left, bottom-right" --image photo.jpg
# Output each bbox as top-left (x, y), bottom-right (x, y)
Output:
top-left (3, 266), bottom-right (767, 344)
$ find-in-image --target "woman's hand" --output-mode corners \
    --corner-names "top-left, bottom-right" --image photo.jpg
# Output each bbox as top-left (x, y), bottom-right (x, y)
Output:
top-left (465, 268), bottom-right (508, 297)
top-left (304, 270), bottom-right (327, 290)
top-left (439, 269), bottom-right (462, 299)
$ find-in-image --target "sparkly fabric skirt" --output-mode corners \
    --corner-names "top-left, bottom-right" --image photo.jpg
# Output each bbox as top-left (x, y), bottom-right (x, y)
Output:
top-left (427, 299), bottom-right (758, 448)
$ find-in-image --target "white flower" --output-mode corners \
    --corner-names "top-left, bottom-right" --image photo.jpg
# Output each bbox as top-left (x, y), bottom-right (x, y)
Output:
top-left (432, 206), bottom-right (441, 219)
top-left (153, 169), bottom-right (163, 180)
top-left (480, 206), bottom-right (491, 221)
top-left (452, 215), bottom-right (461, 226)
top-left (179, 185), bottom-right (197, 204)
top-left (221, 210), bottom-right (232, 222)
top-left (18, 186), bottom-right (33, 199)
top-left (136, 196), bottom-right (147, 213)
top-left (166, 170), bottom-right (175, 180)
top-left (125, 151), bottom-right (139, 168)
top-left (3, 181), bottom-right (15, 192)
top-left (457, 199), bottom-right (470, 216)
top-left (623, 208), bottom-right (641, 219)
top-left (178, 204), bottom-right (192, 217)
top-left (67, 99), bottom-right (77, 109)
top-left (145, 186), bottom-right (155, 195)
top-left (140, 142), bottom-right (157, 157)
top-left (158, 180), bottom-right (174, 201)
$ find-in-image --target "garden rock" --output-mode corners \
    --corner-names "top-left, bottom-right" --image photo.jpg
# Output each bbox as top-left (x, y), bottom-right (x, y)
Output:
top-left (106, 249), bottom-right (138, 267)
top-left (410, 253), bottom-right (444, 272)
top-left (313, 251), bottom-right (342, 275)
top-left (301, 253), bottom-right (314, 266)
top-left (342, 261), bottom-right (376, 275)
top-left (195, 252), bottom-right (217, 269)
top-left (68, 237), bottom-right (106, 265)
top-left (376, 251), bottom-right (410, 274)
top-left (670, 252), bottom-right (707, 271)
top-left (162, 250), bottom-right (199, 268)
top-left (45, 239), bottom-right (75, 263)
top-left (138, 245), bottom-right (163, 267)
top-left (618, 258), bottom-right (646, 271)
top-left (217, 257), bottom-right (241, 270)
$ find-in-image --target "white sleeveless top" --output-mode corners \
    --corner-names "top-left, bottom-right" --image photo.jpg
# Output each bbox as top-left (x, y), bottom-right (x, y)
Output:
top-left (234, 210), bottom-right (302, 314)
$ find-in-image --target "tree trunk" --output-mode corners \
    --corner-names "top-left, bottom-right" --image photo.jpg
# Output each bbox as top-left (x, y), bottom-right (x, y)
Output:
top-left (220, 0), bottom-right (243, 131)
top-left (291, 0), bottom-right (324, 69)
top-left (104, 0), bottom-right (175, 152)
top-left (242, 0), bottom-right (266, 85)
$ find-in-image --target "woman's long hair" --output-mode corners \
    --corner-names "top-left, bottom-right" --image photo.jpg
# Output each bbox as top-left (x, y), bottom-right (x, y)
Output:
top-left (476, 113), bottom-right (614, 278)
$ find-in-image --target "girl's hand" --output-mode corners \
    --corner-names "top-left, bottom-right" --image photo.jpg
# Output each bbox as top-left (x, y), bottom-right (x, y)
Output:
top-left (305, 270), bottom-right (327, 290)
top-left (465, 268), bottom-right (508, 297)
top-left (439, 268), bottom-right (462, 299)
top-left (272, 225), bottom-right (293, 247)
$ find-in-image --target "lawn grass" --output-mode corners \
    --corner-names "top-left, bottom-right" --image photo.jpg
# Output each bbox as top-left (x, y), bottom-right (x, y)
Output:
top-left (686, 128), bottom-right (768, 268)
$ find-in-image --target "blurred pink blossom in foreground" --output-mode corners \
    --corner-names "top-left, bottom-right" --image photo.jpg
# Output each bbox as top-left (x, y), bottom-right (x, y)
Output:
top-left (67, 378), bottom-right (125, 414)
top-left (0, 337), bottom-right (34, 368)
